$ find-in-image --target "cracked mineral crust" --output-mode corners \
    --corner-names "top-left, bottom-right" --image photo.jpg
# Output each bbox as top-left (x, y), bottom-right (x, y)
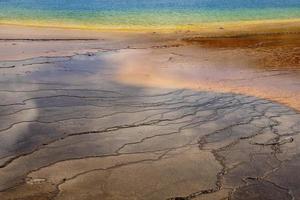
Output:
top-left (0, 31), bottom-right (300, 200)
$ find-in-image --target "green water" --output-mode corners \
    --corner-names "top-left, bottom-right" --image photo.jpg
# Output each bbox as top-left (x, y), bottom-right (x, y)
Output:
top-left (0, 0), bottom-right (299, 29)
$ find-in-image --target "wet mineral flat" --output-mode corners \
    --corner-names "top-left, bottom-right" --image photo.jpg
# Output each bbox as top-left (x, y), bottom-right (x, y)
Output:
top-left (0, 45), bottom-right (300, 200)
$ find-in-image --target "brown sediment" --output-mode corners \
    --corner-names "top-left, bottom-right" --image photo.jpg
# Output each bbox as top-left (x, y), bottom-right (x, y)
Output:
top-left (183, 33), bottom-right (300, 69)
top-left (184, 32), bottom-right (300, 110)
top-left (187, 33), bottom-right (300, 110)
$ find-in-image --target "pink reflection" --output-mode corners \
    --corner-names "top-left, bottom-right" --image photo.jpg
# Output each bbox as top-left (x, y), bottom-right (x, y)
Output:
top-left (114, 49), bottom-right (300, 111)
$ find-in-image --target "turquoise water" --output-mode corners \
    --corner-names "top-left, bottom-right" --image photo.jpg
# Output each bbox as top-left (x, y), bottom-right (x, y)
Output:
top-left (0, 0), bottom-right (300, 28)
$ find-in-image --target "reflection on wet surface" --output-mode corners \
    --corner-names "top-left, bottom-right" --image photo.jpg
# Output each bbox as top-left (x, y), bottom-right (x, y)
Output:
top-left (0, 48), bottom-right (300, 200)
top-left (115, 44), bottom-right (300, 111)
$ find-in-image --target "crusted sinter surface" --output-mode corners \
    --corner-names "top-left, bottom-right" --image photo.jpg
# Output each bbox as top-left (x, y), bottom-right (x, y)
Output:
top-left (0, 36), bottom-right (300, 200)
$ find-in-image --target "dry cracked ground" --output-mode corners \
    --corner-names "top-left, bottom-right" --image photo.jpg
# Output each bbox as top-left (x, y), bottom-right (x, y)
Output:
top-left (0, 42), bottom-right (300, 200)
